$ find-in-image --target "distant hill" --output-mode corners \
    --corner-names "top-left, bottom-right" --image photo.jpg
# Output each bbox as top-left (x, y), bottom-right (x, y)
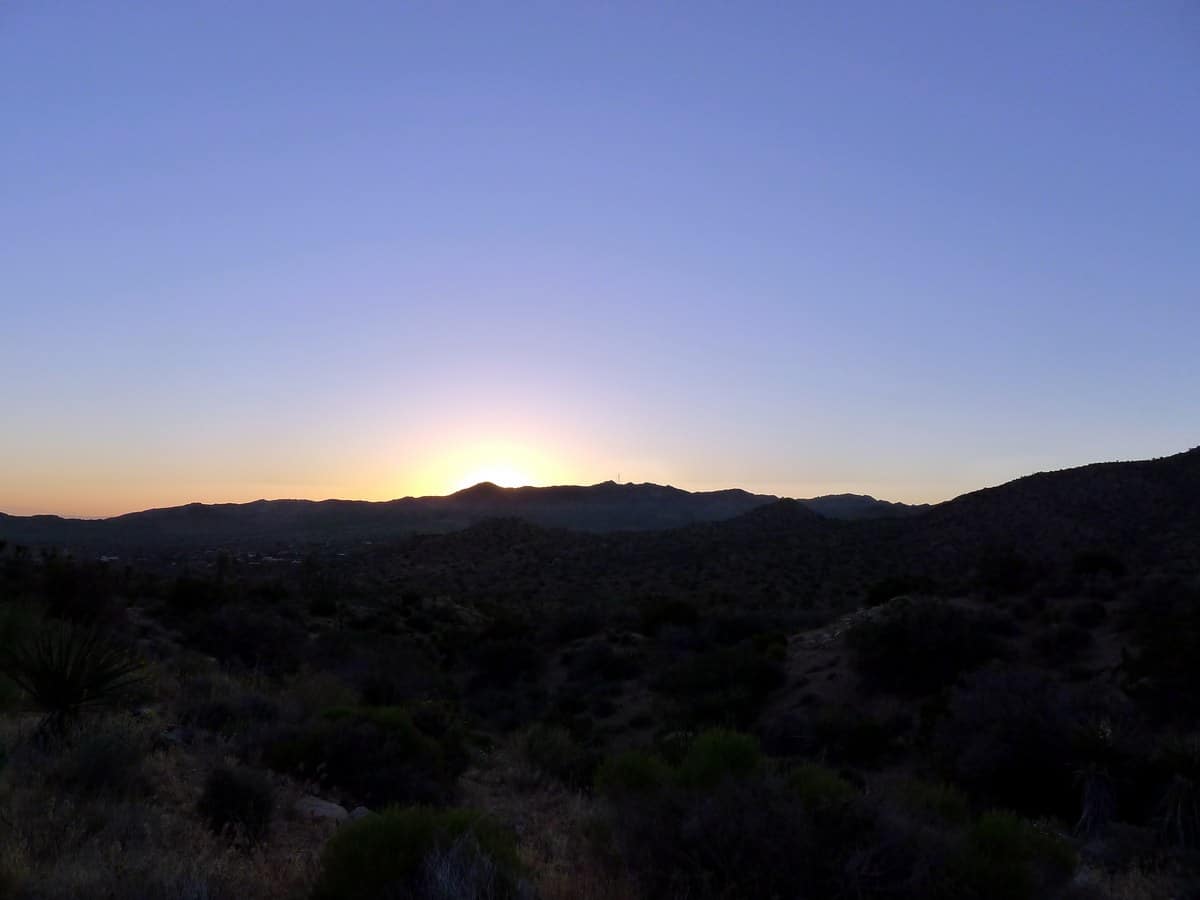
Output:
top-left (799, 493), bottom-right (930, 520)
top-left (351, 446), bottom-right (1200, 609)
top-left (7, 448), bottom-right (1195, 562)
top-left (0, 481), bottom-right (925, 551)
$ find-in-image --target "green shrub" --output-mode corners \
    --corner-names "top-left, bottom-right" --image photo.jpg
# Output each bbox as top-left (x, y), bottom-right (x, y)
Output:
top-left (950, 811), bottom-right (1075, 900)
top-left (197, 766), bottom-right (275, 846)
top-left (594, 750), bottom-right (673, 797)
top-left (1072, 550), bottom-right (1125, 579)
top-left (522, 724), bottom-right (597, 789)
top-left (264, 705), bottom-right (465, 807)
top-left (1033, 624), bottom-right (1093, 665)
top-left (787, 763), bottom-right (856, 809)
top-left (847, 599), bottom-right (1002, 695)
top-left (678, 729), bottom-right (762, 789)
top-left (896, 778), bottom-right (971, 825)
top-left (657, 643), bottom-right (784, 727)
top-left (311, 806), bottom-right (522, 900)
top-left (52, 721), bottom-right (147, 797)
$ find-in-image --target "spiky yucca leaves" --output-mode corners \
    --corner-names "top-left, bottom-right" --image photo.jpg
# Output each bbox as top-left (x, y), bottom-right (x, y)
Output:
top-left (1072, 718), bottom-right (1120, 838)
top-left (0, 621), bottom-right (144, 730)
top-left (1158, 736), bottom-right (1200, 849)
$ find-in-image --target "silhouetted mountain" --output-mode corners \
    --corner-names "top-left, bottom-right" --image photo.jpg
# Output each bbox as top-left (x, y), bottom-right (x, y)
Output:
top-left (801, 493), bottom-right (930, 520)
top-left (352, 446), bottom-right (1200, 609)
top-left (4, 450), bottom-right (1195, 563)
top-left (0, 482), bottom-right (780, 549)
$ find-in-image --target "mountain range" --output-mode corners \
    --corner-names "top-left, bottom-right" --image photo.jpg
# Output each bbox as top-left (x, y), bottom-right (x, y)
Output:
top-left (2, 447), bottom-right (1197, 565)
top-left (0, 482), bottom-right (927, 550)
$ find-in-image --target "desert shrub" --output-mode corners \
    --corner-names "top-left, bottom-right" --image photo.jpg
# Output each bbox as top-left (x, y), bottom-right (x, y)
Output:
top-left (1121, 579), bottom-right (1200, 721)
top-left (184, 605), bottom-right (305, 675)
top-left (51, 720), bottom-right (148, 797)
top-left (311, 806), bottom-right (523, 900)
top-left (1068, 600), bottom-right (1107, 629)
top-left (522, 724), bottom-right (597, 789)
top-left (797, 706), bottom-right (900, 766)
top-left (865, 574), bottom-right (939, 607)
top-left (0, 621), bottom-right (144, 730)
top-left (657, 643), bottom-right (784, 727)
top-left (308, 593), bottom-right (340, 617)
top-left (167, 574), bottom-right (221, 615)
top-left (177, 676), bottom-right (280, 736)
top-left (346, 640), bottom-right (446, 707)
top-left (678, 729), bottom-right (762, 789)
top-left (550, 605), bottom-right (606, 642)
top-left (896, 778), bottom-right (972, 825)
top-left (564, 640), bottom-right (641, 684)
top-left (950, 811), bottom-right (1076, 900)
top-left (638, 598), bottom-right (699, 635)
top-left (1072, 550), bottom-right (1126, 579)
top-left (976, 550), bottom-right (1039, 594)
top-left (594, 750), bottom-right (673, 797)
top-left (1034, 624), bottom-right (1094, 665)
top-left (600, 773), bottom-right (920, 900)
top-left (847, 599), bottom-right (1003, 695)
top-left (934, 669), bottom-right (1120, 820)
top-left (264, 705), bottom-right (464, 806)
top-left (197, 766), bottom-right (275, 846)
top-left (787, 762), bottom-right (857, 809)
top-left (41, 556), bottom-right (123, 625)
top-left (466, 613), bottom-right (542, 689)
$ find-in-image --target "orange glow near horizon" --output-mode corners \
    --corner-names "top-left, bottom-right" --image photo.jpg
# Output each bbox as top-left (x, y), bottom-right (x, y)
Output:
top-left (402, 438), bottom-right (575, 497)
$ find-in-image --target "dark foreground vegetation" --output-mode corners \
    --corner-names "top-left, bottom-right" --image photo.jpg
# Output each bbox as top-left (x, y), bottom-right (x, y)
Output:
top-left (2, 449), bottom-right (1199, 898)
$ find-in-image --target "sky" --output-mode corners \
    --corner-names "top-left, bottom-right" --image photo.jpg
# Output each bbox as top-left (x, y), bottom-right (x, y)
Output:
top-left (2, 2), bottom-right (1198, 517)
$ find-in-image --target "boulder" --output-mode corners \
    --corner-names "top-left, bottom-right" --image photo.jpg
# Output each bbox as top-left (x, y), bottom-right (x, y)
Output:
top-left (295, 795), bottom-right (348, 822)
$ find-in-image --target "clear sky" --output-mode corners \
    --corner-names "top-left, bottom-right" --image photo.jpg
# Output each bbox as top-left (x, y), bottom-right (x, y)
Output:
top-left (2, 2), bottom-right (1197, 517)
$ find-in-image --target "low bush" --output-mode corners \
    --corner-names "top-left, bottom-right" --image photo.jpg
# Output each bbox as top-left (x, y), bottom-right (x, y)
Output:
top-left (594, 750), bottom-right (673, 797)
top-left (264, 705), bottom-right (466, 806)
top-left (522, 724), bottom-right (597, 789)
top-left (51, 720), bottom-right (148, 797)
top-left (896, 778), bottom-right (972, 826)
top-left (936, 672), bottom-right (1089, 825)
top-left (847, 599), bottom-right (1004, 695)
top-left (197, 766), bottom-right (275, 846)
top-left (183, 605), bottom-right (305, 675)
top-left (311, 806), bottom-right (524, 900)
top-left (656, 643), bottom-right (784, 727)
top-left (950, 811), bottom-right (1076, 900)
top-left (1033, 624), bottom-right (1093, 665)
top-left (678, 729), bottom-right (762, 789)
top-left (787, 762), bottom-right (856, 809)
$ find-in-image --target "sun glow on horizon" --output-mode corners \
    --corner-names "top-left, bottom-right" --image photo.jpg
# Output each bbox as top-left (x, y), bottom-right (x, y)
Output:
top-left (451, 464), bottom-right (535, 492)
top-left (400, 437), bottom-right (575, 498)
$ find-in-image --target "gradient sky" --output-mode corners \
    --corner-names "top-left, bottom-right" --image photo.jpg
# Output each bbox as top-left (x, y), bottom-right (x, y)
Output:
top-left (2, 2), bottom-right (1198, 517)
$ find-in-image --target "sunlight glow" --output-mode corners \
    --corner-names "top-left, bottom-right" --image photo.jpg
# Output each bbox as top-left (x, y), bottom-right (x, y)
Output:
top-left (452, 464), bottom-right (534, 491)
top-left (396, 437), bottom-right (574, 498)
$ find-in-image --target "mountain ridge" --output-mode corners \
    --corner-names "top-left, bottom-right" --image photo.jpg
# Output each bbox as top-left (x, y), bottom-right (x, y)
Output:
top-left (0, 481), bottom-right (922, 549)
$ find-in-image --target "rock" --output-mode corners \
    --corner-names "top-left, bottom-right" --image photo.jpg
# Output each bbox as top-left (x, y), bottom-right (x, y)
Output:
top-left (295, 795), bottom-right (348, 822)
top-left (348, 806), bottom-right (371, 821)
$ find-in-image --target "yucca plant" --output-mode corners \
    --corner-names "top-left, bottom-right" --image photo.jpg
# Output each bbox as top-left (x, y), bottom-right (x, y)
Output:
top-left (0, 621), bottom-right (144, 731)
top-left (1158, 736), bottom-right (1200, 849)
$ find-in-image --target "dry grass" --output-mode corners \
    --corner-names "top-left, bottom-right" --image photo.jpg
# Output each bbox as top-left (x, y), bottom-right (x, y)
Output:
top-left (0, 712), bottom-right (326, 900)
top-left (461, 736), bottom-right (636, 900)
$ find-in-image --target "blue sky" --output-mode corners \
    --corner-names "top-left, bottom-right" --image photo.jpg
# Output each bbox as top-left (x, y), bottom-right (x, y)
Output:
top-left (2, 1), bottom-right (1197, 516)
